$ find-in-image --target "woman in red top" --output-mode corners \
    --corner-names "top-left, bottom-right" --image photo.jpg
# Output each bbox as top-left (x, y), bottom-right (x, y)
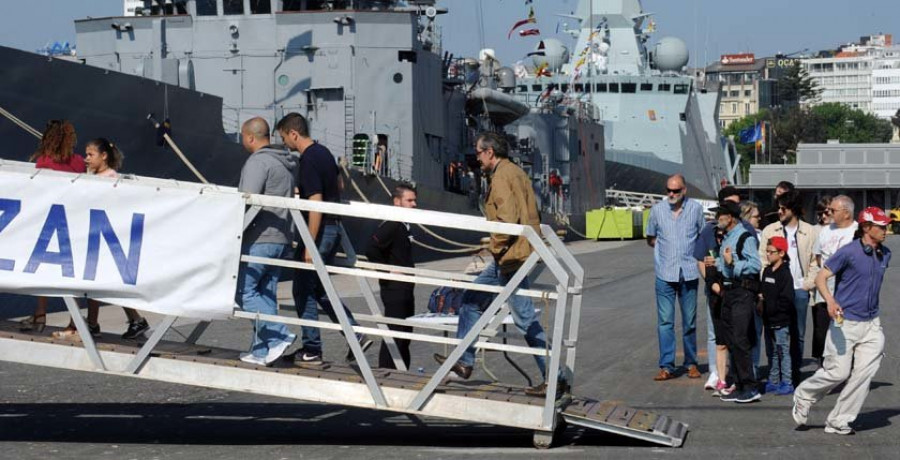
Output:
top-left (19, 120), bottom-right (86, 333)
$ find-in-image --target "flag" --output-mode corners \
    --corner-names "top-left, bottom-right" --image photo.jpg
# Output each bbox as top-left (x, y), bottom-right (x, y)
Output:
top-left (535, 62), bottom-right (552, 77)
top-left (519, 28), bottom-right (541, 37)
top-left (739, 123), bottom-right (761, 144)
top-left (756, 122), bottom-right (766, 151)
top-left (508, 7), bottom-right (537, 39)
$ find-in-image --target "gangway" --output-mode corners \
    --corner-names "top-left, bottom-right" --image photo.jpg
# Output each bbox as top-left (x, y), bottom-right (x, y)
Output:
top-left (0, 160), bottom-right (688, 448)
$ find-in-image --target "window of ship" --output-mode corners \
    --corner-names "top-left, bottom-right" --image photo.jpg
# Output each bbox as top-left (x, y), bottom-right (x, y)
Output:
top-left (673, 84), bottom-right (689, 94)
top-left (224, 0), bottom-right (244, 15)
top-left (622, 83), bottom-right (637, 93)
top-left (561, 84), bottom-right (569, 92)
top-left (640, 83), bottom-right (653, 91)
top-left (532, 84), bottom-right (543, 92)
top-left (609, 83), bottom-right (619, 93)
top-left (518, 85), bottom-right (528, 92)
top-left (251, 0), bottom-right (271, 14)
top-left (574, 83), bottom-right (584, 92)
top-left (658, 83), bottom-right (671, 92)
top-left (196, 0), bottom-right (217, 15)
top-left (596, 83), bottom-right (607, 92)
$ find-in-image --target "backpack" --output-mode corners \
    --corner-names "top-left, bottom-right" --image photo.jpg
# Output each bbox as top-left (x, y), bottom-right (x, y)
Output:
top-left (427, 286), bottom-right (464, 315)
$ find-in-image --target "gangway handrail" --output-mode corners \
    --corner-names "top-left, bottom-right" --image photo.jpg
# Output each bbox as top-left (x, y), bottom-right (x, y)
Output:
top-left (0, 159), bottom-right (586, 441)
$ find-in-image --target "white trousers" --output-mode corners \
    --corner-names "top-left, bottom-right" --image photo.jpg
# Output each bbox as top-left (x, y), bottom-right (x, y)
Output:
top-left (794, 317), bottom-right (884, 428)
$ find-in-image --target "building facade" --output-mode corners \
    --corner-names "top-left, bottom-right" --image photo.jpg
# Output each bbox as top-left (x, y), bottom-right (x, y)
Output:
top-left (873, 46), bottom-right (900, 120)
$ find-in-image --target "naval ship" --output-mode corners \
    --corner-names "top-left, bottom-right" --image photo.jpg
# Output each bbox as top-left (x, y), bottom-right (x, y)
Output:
top-left (0, 0), bottom-right (607, 247)
top-left (0, 0), bottom-right (730, 245)
top-left (507, 0), bottom-right (735, 197)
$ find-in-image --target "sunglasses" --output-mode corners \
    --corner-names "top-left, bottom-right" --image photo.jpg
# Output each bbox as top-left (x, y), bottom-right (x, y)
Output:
top-left (666, 187), bottom-right (684, 194)
top-left (765, 249), bottom-right (780, 254)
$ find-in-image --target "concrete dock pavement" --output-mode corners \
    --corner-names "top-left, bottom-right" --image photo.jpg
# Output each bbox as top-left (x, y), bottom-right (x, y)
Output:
top-left (1, 237), bottom-right (898, 458)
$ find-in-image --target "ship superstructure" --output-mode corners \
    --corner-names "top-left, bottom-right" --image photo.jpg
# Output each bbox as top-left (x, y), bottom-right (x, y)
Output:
top-left (512, 0), bottom-right (735, 196)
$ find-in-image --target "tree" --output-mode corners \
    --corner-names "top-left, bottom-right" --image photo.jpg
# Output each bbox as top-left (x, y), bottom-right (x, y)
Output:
top-left (776, 62), bottom-right (820, 108)
top-left (810, 103), bottom-right (893, 143)
top-left (725, 103), bottom-right (893, 172)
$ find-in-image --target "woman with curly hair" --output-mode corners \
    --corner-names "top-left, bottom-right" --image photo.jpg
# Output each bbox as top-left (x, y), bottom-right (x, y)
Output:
top-left (19, 120), bottom-right (86, 333)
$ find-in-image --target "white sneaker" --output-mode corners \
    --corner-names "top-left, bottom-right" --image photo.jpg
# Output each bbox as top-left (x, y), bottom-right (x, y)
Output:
top-left (704, 372), bottom-right (719, 390)
top-left (792, 395), bottom-right (810, 426)
top-left (265, 334), bottom-right (296, 364)
top-left (824, 423), bottom-right (854, 435)
top-left (240, 352), bottom-right (267, 366)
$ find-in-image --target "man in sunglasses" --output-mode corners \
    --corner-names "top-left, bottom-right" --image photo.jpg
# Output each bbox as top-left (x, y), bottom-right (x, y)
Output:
top-left (646, 174), bottom-right (705, 381)
top-left (809, 195), bottom-right (857, 367)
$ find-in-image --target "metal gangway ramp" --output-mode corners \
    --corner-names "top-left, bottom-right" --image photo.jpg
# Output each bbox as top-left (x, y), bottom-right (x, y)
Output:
top-left (0, 160), bottom-right (688, 448)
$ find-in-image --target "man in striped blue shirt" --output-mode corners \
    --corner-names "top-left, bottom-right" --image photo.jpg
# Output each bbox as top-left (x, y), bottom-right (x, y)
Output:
top-left (646, 174), bottom-right (705, 381)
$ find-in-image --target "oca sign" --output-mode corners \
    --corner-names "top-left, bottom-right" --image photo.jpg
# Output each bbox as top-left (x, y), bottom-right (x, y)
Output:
top-left (0, 199), bottom-right (144, 285)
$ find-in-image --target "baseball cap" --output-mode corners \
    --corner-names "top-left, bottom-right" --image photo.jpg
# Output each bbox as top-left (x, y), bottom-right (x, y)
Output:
top-left (857, 206), bottom-right (891, 226)
top-left (768, 236), bottom-right (788, 253)
top-left (711, 201), bottom-right (741, 218)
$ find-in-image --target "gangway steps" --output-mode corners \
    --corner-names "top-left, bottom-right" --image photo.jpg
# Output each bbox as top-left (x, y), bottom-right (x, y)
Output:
top-left (562, 398), bottom-right (689, 447)
top-left (0, 320), bottom-right (688, 447)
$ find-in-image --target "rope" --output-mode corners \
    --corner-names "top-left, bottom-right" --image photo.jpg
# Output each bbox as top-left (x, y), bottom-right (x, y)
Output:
top-left (339, 161), bottom-right (483, 254)
top-left (0, 105), bottom-right (43, 139)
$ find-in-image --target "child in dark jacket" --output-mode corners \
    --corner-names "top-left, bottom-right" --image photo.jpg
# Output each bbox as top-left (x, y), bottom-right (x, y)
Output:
top-left (759, 236), bottom-right (795, 395)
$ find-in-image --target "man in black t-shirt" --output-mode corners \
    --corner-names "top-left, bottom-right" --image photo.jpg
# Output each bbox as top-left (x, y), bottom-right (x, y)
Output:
top-left (366, 184), bottom-right (418, 369)
top-left (277, 113), bottom-right (372, 365)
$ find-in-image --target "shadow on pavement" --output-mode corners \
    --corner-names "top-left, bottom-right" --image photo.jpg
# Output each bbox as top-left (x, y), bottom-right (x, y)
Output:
top-left (0, 402), bottom-right (661, 448)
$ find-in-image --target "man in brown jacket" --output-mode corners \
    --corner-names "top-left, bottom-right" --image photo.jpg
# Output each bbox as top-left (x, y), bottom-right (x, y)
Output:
top-left (434, 132), bottom-right (553, 396)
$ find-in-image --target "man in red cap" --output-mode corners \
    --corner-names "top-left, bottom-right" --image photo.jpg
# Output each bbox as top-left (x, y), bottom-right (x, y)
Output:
top-left (792, 207), bottom-right (891, 435)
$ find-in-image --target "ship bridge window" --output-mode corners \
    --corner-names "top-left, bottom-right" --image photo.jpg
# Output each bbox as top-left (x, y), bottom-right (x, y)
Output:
top-left (224, 0), bottom-right (244, 15)
top-left (640, 83), bottom-right (653, 91)
top-left (609, 83), bottom-right (619, 93)
top-left (250, 0), bottom-right (271, 14)
top-left (673, 84), bottom-right (689, 94)
top-left (398, 50), bottom-right (417, 63)
top-left (196, 0), bottom-right (218, 16)
top-left (658, 83), bottom-right (671, 92)
top-left (596, 83), bottom-right (607, 92)
top-left (622, 83), bottom-right (637, 93)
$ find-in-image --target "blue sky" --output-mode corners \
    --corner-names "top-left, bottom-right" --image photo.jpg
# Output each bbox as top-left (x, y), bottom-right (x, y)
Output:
top-left (2, 0), bottom-right (898, 67)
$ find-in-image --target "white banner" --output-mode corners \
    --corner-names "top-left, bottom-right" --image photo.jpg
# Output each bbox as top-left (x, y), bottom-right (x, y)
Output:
top-left (0, 169), bottom-right (244, 319)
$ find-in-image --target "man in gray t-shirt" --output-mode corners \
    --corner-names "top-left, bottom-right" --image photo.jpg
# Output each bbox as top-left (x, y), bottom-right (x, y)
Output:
top-left (236, 117), bottom-right (298, 366)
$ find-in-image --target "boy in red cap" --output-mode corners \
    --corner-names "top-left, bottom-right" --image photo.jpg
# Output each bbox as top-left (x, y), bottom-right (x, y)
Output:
top-left (760, 236), bottom-right (795, 395)
top-left (793, 206), bottom-right (891, 435)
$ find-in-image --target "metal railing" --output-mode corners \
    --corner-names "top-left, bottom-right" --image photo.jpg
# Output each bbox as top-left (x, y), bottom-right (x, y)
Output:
top-left (0, 159), bottom-right (585, 432)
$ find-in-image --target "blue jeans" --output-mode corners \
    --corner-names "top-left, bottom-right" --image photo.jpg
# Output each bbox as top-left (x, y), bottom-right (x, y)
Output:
top-left (292, 223), bottom-right (359, 355)
top-left (766, 326), bottom-right (791, 385)
top-left (238, 243), bottom-right (292, 359)
top-left (655, 277), bottom-right (698, 372)
top-left (790, 289), bottom-right (810, 383)
top-left (457, 260), bottom-right (547, 377)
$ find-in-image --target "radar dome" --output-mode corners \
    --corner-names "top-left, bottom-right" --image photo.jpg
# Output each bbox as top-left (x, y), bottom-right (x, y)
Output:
top-left (531, 39), bottom-right (569, 72)
top-left (653, 37), bottom-right (689, 72)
